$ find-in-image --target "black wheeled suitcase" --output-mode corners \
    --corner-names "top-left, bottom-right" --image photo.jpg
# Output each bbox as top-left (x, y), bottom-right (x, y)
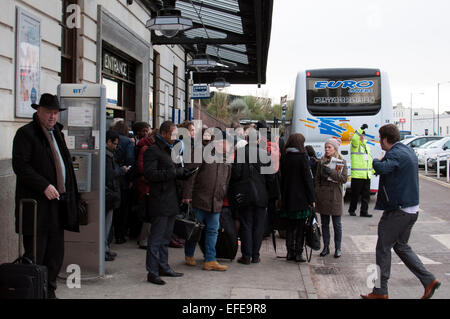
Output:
top-left (199, 207), bottom-right (238, 261)
top-left (0, 199), bottom-right (48, 299)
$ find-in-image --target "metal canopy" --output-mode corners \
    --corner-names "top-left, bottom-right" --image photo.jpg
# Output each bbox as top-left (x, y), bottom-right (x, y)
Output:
top-left (142, 0), bottom-right (273, 85)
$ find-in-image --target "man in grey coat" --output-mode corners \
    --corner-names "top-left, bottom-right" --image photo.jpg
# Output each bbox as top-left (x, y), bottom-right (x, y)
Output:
top-left (361, 124), bottom-right (441, 299)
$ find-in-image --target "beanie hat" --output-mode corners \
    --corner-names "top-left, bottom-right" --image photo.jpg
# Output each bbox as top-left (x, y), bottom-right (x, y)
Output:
top-left (325, 138), bottom-right (341, 151)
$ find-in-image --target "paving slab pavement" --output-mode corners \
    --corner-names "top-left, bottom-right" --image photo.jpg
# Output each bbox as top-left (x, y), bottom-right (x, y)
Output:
top-left (56, 173), bottom-right (449, 300)
top-left (56, 235), bottom-right (312, 299)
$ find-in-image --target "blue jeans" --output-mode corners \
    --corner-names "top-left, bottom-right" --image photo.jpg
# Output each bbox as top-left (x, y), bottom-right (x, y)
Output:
top-left (320, 214), bottom-right (342, 250)
top-left (184, 208), bottom-right (220, 262)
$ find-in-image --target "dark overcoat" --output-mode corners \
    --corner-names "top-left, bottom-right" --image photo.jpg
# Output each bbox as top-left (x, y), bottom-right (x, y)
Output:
top-left (12, 113), bottom-right (80, 235)
top-left (230, 143), bottom-right (273, 208)
top-left (280, 149), bottom-right (316, 212)
top-left (143, 137), bottom-right (180, 217)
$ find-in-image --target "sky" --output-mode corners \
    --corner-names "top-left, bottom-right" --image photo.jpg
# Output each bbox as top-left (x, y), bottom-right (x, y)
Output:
top-left (221, 0), bottom-right (450, 113)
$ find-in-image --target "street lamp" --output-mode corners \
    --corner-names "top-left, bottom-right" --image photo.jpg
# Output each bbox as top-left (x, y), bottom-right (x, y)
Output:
top-left (437, 81), bottom-right (450, 136)
top-left (210, 77), bottom-right (230, 90)
top-left (410, 92), bottom-right (424, 135)
top-left (146, 7), bottom-right (193, 38)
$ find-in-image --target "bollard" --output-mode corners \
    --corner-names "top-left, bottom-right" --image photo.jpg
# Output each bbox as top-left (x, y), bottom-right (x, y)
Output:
top-left (425, 157), bottom-right (428, 175)
top-left (447, 156), bottom-right (450, 183)
top-left (437, 154), bottom-right (440, 179)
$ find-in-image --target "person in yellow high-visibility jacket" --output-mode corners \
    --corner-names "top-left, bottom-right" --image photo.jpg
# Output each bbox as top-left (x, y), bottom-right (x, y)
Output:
top-left (349, 124), bottom-right (373, 217)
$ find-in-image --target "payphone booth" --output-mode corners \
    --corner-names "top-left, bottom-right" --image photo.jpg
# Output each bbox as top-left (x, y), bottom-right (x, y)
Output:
top-left (57, 84), bottom-right (106, 277)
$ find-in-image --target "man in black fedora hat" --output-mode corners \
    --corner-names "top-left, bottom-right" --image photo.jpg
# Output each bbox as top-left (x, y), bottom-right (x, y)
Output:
top-left (12, 93), bottom-right (80, 299)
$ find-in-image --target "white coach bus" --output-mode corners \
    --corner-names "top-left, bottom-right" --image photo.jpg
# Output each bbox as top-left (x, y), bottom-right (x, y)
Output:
top-left (290, 68), bottom-right (393, 193)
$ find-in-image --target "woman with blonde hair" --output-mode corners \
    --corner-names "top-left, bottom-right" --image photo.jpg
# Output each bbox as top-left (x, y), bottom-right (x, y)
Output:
top-left (314, 138), bottom-right (348, 258)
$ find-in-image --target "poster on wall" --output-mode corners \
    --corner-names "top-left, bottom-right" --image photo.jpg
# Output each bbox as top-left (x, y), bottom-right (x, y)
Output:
top-left (15, 7), bottom-right (41, 118)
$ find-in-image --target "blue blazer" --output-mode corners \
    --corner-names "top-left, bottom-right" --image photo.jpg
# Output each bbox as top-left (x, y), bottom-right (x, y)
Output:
top-left (373, 142), bottom-right (419, 211)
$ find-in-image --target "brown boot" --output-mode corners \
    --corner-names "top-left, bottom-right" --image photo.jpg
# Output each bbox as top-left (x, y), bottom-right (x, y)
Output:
top-left (185, 256), bottom-right (196, 266)
top-left (203, 260), bottom-right (228, 271)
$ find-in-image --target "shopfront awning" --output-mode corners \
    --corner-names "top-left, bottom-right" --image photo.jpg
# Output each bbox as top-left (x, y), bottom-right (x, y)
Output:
top-left (142, 0), bottom-right (273, 85)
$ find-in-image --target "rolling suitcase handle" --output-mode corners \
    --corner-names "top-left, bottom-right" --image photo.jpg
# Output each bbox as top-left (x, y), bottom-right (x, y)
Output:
top-left (18, 199), bottom-right (38, 264)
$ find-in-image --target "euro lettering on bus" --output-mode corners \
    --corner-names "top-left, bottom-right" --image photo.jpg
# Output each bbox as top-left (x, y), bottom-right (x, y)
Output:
top-left (314, 80), bottom-right (374, 89)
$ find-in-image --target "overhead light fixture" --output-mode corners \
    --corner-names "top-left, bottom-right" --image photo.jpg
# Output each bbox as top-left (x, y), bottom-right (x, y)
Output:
top-left (146, 7), bottom-right (193, 38)
top-left (186, 54), bottom-right (219, 71)
top-left (210, 77), bottom-right (230, 90)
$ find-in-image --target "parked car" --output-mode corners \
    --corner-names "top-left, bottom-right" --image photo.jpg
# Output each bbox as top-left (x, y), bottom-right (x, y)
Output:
top-left (401, 135), bottom-right (443, 149)
top-left (415, 140), bottom-right (444, 166)
top-left (416, 137), bottom-right (450, 167)
top-left (427, 152), bottom-right (450, 174)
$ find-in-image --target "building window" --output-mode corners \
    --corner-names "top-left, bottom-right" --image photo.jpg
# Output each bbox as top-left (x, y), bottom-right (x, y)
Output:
top-left (61, 0), bottom-right (78, 83)
top-left (173, 65), bottom-right (178, 122)
top-left (102, 46), bottom-right (136, 128)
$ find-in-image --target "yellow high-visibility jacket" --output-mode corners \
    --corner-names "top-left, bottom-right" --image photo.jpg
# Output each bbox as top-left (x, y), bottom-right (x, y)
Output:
top-left (350, 128), bottom-right (373, 179)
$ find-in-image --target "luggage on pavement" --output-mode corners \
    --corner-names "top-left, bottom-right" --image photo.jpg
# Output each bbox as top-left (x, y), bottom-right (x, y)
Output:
top-left (0, 199), bottom-right (48, 299)
top-left (199, 207), bottom-right (238, 261)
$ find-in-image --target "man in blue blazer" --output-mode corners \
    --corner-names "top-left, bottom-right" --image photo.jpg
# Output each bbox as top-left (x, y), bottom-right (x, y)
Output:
top-left (361, 124), bottom-right (440, 299)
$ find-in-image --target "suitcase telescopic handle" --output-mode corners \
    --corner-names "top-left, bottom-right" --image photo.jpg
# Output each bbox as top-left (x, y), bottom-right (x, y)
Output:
top-left (18, 199), bottom-right (38, 264)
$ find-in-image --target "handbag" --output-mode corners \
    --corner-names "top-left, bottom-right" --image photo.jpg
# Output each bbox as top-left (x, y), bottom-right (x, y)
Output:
top-left (304, 208), bottom-right (321, 262)
top-left (173, 204), bottom-right (205, 242)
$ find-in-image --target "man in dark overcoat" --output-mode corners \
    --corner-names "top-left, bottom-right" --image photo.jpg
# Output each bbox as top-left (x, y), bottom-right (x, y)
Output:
top-left (143, 121), bottom-right (196, 285)
top-left (12, 93), bottom-right (80, 299)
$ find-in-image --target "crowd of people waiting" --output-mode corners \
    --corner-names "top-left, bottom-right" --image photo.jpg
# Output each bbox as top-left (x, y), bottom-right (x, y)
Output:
top-left (105, 118), bottom-right (349, 285)
top-left (12, 93), bottom-right (440, 298)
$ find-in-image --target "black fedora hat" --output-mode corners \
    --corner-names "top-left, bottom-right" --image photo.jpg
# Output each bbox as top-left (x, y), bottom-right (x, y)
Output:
top-left (31, 93), bottom-right (66, 111)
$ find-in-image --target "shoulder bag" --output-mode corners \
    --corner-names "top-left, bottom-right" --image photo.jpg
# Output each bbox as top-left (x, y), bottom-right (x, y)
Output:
top-left (304, 207), bottom-right (322, 262)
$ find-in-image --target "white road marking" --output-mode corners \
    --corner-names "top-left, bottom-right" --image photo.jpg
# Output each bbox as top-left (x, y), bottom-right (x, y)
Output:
top-left (431, 234), bottom-right (450, 249)
top-left (395, 255), bottom-right (441, 265)
top-left (351, 235), bottom-right (442, 265)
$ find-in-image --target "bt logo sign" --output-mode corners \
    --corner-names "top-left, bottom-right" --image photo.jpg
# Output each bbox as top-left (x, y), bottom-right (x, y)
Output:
top-left (73, 86), bottom-right (87, 94)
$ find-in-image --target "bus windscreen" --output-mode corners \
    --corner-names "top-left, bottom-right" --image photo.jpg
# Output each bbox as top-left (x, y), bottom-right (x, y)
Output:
top-left (307, 77), bottom-right (381, 116)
